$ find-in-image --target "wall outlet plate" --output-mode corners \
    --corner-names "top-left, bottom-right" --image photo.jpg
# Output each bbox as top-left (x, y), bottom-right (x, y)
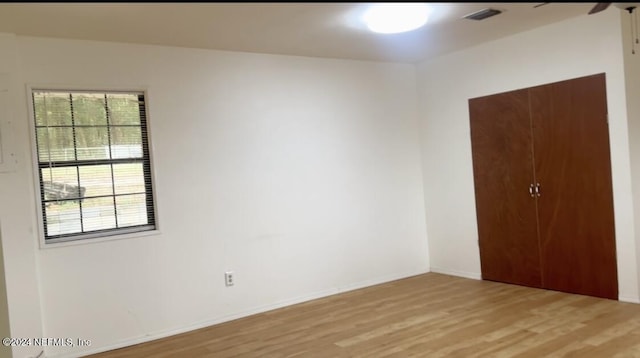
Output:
top-left (224, 271), bottom-right (234, 287)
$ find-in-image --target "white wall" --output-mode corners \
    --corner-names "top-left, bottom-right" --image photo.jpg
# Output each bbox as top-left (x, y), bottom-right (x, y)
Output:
top-left (0, 227), bottom-right (13, 358)
top-left (7, 36), bottom-right (430, 357)
top-left (0, 33), bottom-right (45, 358)
top-left (417, 8), bottom-right (639, 300)
top-left (0, 62), bottom-right (13, 358)
top-left (622, 9), bottom-right (640, 298)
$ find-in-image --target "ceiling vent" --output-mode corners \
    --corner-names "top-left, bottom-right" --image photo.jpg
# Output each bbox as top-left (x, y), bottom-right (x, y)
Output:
top-left (463, 8), bottom-right (502, 21)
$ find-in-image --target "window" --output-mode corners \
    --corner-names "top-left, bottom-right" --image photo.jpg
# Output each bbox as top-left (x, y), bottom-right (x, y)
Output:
top-left (32, 90), bottom-right (156, 243)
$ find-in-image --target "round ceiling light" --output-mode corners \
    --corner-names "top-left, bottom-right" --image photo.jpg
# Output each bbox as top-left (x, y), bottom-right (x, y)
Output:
top-left (363, 3), bottom-right (430, 34)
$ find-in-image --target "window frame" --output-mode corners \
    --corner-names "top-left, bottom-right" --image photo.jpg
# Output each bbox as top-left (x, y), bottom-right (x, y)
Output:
top-left (27, 85), bottom-right (160, 248)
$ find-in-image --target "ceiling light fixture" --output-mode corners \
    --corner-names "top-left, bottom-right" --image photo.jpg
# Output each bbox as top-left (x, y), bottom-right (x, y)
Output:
top-left (363, 3), bottom-right (430, 34)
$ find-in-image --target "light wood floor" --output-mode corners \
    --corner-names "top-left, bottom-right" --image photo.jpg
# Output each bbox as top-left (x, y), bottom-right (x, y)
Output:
top-left (88, 273), bottom-right (640, 357)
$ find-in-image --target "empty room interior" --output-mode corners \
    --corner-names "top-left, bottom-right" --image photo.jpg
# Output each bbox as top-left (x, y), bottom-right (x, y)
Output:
top-left (0, 2), bottom-right (639, 357)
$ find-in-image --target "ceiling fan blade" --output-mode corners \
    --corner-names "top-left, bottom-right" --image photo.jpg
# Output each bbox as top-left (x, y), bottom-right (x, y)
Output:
top-left (588, 3), bottom-right (611, 14)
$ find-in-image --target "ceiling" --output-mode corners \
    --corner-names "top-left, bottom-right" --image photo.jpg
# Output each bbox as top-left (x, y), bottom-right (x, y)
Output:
top-left (0, 2), bottom-right (622, 63)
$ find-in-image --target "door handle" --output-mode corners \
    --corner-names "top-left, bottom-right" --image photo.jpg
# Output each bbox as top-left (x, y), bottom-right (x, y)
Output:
top-left (535, 183), bottom-right (541, 197)
top-left (529, 184), bottom-right (535, 197)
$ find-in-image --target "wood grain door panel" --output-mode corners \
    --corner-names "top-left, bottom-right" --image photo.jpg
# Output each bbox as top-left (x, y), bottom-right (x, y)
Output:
top-left (530, 73), bottom-right (618, 299)
top-left (469, 89), bottom-right (542, 288)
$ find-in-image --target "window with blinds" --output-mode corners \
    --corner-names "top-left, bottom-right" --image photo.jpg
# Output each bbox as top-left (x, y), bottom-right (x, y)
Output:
top-left (32, 90), bottom-right (156, 243)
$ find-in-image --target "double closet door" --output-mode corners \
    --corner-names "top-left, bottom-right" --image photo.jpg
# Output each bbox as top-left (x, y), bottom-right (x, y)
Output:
top-left (469, 73), bottom-right (618, 300)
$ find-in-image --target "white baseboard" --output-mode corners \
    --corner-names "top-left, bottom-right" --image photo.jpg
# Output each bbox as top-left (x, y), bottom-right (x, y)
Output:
top-left (51, 269), bottom-right (430, 358)
top-left (619, 295), bottom-right (640, 304)
top-left (430, 266), bottom-right (482, 280)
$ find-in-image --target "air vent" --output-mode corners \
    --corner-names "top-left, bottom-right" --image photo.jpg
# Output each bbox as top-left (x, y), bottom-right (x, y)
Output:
top-left (464, 8), bottom-right (502, 21)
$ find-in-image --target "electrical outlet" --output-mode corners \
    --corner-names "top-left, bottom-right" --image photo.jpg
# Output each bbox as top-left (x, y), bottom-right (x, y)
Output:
top-left (224, 271), bottom-right (234, 287)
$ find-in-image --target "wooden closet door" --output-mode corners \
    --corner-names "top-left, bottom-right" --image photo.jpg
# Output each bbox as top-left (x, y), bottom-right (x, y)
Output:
top-left (469, 89), bottom-right (542, 288)
top-left (530, 73), bottom-right (618, 300)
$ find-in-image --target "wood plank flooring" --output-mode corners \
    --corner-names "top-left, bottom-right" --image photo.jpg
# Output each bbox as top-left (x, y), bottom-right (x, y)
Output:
top-left (88, 273), bottom-right (640, 357)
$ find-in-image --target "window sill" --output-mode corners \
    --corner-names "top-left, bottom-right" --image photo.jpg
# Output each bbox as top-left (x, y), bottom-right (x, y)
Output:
top-left (39, 228), bottom-right (161, 249)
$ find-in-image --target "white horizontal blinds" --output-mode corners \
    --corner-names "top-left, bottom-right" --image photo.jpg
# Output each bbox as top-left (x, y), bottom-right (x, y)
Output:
top-left (137, 94), bottom-right (156, 228)
top-left (33, 90), bottom-right (155, 242)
